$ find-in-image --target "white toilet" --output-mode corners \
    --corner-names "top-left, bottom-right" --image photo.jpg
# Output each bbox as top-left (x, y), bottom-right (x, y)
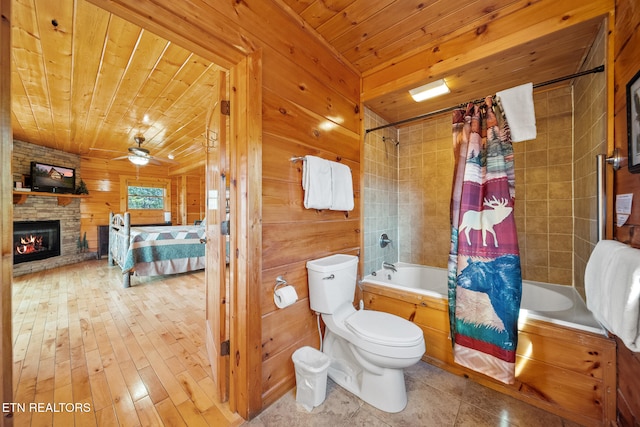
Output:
top-left (306, 254), bottom-right (425, 413)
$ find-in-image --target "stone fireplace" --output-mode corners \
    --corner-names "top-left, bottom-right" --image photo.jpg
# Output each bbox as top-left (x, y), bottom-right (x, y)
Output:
top-left (12, 140), bottom-right (96, 276)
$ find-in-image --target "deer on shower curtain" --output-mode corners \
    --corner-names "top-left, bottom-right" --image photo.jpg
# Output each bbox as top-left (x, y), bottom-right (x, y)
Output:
top-left (447, 96), bottom-right (522, 384)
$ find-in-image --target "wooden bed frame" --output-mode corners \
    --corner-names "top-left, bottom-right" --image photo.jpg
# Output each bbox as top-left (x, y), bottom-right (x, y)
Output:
top-left (108, 212), bottom-right (134, 287)
top-left (108, 212), bottom-right (206, 287)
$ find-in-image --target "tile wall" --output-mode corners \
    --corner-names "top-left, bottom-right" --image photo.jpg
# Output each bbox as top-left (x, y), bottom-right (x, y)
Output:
top-left (397, 115), bottom-right (453, 268)
top-left (365, 86), bottom-right (576, 286)
top-left (363, 110), bottom-right (399, 276)
top-left (573, 22), bottom-right (608, 297)
top-left (384, 76), bottom-right (603, 289)
top-left (515, 87), bottom-right (574, 285)
top-left (363, 25), bottom-right (606, 292)
top-left (394, 88), bottom-right (575, 284)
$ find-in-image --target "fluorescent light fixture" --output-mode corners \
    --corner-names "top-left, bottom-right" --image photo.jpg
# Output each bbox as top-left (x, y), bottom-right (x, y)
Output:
top-left (128, 154), bottom-right (149, 166)
top-left (409, 79), bottom-right (450, 102)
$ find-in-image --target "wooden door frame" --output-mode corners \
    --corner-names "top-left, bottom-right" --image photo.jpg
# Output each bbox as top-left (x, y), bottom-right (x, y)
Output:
top-left (0, 0), bottom-right (264, 421)
top-left (605, 12), bottom-right (615, 240)
top-left (83, 1), bottom-right (264, 419)
top-left (204, 69), bottom-right (230, 404)
top-left (1, 0), bottom-right (13, 425)
top-left (227, 51), bottom-right (263, 419)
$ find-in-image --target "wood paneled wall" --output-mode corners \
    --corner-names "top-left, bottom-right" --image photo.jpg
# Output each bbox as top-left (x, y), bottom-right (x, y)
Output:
top-left (257, 20), bottom-right (360, 412)
top-left (1, 0), bottom-right (13, 424)
top-left (614, 0), bottom-right (640, 247)
top-left (79, 157), bottom-right (204, 251)
top-left (616, 336), bottom-right (640, 426)
top-left (86, 0), bottom-right (361, 417)
top-left (171, 173), bottom-right (206, 226)
top-left (612, 0), bottom-right (640, 423)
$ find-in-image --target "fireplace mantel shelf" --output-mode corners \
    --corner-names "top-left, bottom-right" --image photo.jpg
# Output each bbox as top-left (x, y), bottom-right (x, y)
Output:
top-left (13, 191), bottom-right (88, 206)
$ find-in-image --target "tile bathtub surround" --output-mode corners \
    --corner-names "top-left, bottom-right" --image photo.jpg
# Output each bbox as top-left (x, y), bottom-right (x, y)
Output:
top-left (244, 361), bottom-right (583, 427)
top-left (518, 87), bottom-right (574, 285)
top-left (392, 86), bottom-right (578, 286)
top-left (370, 26), bottom-right (607, 292)
top-left (397, 116), bottom-right (453, 268)
top-left (572, 23), bottom-right (607, 299)
top-left (363, 109), bottom-right (399, 276)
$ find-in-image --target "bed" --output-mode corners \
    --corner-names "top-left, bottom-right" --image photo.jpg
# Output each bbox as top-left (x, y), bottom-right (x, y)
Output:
top-left (108, 212), bottom-right (206, 287)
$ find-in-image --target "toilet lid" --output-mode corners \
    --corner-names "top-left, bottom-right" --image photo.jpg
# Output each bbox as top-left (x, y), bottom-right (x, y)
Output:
top-left (345, 310), bottom-right (424, 347)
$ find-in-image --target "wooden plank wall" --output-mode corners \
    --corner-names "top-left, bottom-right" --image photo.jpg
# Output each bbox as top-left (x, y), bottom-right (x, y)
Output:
top-left (612, 0), bottom-right (640, 423)
top-left (616, 336), bottom-right (640, 426)
top-left (171, 173), bottom-right (206, 226)
top-left (614, 0), bottom-right (640, 248)
top-left (1, 0), bottom-right (13, 424)
top-left (243, 10), bottom-right (362, 411)
top-left (85, 0), bottom-right (362, 416)
top-left (79, 157), bottom-right (204, 251)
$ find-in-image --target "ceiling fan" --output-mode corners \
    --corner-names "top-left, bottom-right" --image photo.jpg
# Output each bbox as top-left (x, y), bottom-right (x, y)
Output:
top-left (111, 135), bottom-right (177, 166)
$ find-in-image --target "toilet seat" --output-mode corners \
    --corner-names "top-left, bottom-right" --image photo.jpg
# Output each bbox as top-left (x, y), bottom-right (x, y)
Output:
top-left (345, 310), bottom-right (424, 347)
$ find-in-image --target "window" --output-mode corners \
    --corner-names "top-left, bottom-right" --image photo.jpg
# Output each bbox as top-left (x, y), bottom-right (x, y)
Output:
top-left (128, 185), bottom-right (165, 209)
top-left (120, 176), bottom-right (171, 211)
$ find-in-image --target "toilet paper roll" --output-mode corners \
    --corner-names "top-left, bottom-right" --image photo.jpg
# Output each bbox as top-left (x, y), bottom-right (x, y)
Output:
top-left (274, 285), bottom-right (298, 309)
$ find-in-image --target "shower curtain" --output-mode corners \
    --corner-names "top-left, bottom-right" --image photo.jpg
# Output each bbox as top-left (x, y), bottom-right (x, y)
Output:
top-left (447, 96), bottom-right (522, 384)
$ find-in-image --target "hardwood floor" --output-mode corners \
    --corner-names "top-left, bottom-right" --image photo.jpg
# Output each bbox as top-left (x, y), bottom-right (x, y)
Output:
top-left (11, 260), bottom-right (243, 427)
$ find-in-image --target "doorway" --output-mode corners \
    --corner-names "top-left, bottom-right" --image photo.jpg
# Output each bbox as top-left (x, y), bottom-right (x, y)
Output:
top-left (2, 0), bottom-right (262, 423)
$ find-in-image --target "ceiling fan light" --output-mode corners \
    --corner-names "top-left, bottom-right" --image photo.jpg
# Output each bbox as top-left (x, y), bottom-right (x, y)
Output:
top-left (409, 79), bottom-right (450, 102)
top-left (128, 154), bottom-right (149, 166)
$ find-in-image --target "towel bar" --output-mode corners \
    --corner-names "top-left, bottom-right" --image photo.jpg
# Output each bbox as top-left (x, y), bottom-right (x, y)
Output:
top-left (290, 156), bottom-right (305, 163)
top-left (596, 148), bottom-right (621, 241)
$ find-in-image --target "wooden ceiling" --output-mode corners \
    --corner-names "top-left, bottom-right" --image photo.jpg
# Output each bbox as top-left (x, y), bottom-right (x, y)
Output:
top-left (11, 0), bottom-right (605, 169)
top-left (11, 0), bottom-right (222, 171)
top-left (282, 0), bottom-right (605, 126)
top-left (284, 0), bottom-right (530, 72)
top-left (363, 18), bottom-right (604, 126)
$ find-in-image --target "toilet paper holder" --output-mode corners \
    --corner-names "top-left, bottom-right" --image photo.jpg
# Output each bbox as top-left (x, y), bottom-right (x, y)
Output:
top-left (274, 275), bottom-right (288, 291)
top-left (273, 276), bottom-right (299, 309)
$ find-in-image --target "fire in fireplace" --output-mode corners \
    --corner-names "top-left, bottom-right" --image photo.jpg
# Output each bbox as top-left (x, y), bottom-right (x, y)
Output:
top-left (16, 234), bottom-right (45, 254)
top-left (13, 220), bottom-right (61, 264)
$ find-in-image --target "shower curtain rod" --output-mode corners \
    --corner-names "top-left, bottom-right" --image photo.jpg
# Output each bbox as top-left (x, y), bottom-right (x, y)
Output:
top-left (365, 64), bottom-right (605, 134)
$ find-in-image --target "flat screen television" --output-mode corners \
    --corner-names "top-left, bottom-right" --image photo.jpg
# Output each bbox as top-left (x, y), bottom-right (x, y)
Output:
top-left (30, 161), bottom-right (76, 194)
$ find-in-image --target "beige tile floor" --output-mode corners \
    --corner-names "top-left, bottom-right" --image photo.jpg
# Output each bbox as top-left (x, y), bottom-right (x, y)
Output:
top-left (245, 361), bottom-right (585, 427)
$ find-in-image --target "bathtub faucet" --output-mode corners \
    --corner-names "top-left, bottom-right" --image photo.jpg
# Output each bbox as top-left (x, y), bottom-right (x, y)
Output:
top-left (382, 262), bottom-right (397, 273)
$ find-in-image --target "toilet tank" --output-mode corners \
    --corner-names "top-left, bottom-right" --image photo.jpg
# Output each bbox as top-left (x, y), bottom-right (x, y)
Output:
top-left (306, 254), bottom-right (358, 314)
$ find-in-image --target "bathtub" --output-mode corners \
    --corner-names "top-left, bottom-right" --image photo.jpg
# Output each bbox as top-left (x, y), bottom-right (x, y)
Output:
top-left (360, 262), bottom-right (616, 426)
top-left (362, 262), bottom-right (606, 335)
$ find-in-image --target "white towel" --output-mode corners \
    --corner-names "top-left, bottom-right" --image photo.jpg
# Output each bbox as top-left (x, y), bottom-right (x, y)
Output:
top-left (302, 155), bottom-right (332, 210)
top-left (329, 161), bottom-right (354, 211)
top-left (585, 240), bottom-right (640, 351)
top-left (496, 83), bottom-right (537, 142)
